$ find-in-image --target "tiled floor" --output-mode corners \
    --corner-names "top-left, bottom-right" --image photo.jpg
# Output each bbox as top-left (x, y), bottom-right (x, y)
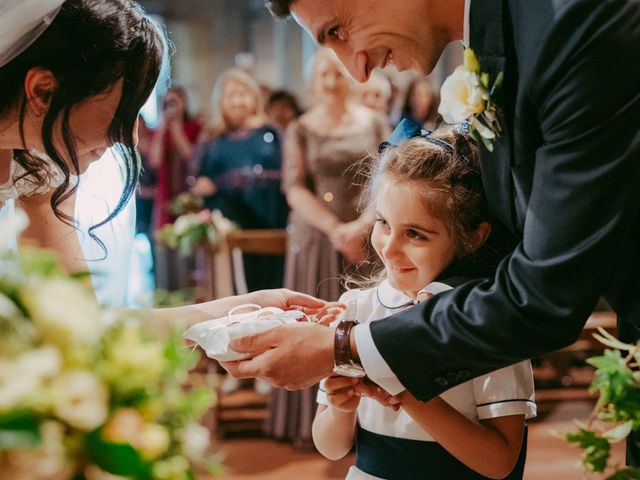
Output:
top-left (217, 399), bottom-right (625, 479)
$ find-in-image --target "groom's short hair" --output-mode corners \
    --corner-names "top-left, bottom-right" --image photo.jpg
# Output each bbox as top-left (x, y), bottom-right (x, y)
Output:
top-left (265, 0), bottom-right (294, 18)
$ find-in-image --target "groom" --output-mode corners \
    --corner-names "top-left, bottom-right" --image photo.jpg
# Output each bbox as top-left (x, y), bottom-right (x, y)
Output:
top-left (223, 0), bottom-right (640, 461)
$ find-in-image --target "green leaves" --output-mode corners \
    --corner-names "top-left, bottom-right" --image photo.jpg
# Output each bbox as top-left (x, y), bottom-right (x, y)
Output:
top-left (567, 333), bottom-right (640, 478)
top-left (588, 349), bottom-right (640, 428)
top-left (163, 329), bottom-right (200, 383)
top-left (169, 193), bottom-right (204, 216)
top-left (566, 428), bottom-right (611, 472)
top-left (177, 224), bottom-right (208, 257)
top-left (0, 410), bottom-right (41, 449)
top-left (85, 428), bottom-right (152, 478)
top-left (608, 469), bottom-right (640, 479)
top-left (589, 349), bottom-right (633, 400)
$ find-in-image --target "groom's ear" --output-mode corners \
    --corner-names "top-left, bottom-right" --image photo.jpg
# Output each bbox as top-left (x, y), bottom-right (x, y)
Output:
top-left (469, 221), bottom-right (492, 251)
top-left (24, 67), bottom-right (57, 117)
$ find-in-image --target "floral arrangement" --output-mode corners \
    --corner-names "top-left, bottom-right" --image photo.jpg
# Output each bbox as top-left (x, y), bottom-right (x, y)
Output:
top-left (155, 209), bottom-right (236, 257)
top-left (438, 48), bottom-right (503, 151)
top-left (168, 193), bottom-right (205, 217)
top-left (0, 210), bottom-right (219, 479)
top-left (566, 328), bottom-right (640, 478)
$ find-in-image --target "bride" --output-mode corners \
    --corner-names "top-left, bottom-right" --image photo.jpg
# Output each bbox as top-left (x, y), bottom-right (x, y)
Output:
top-left (0, 0), bottom-right (324, 324)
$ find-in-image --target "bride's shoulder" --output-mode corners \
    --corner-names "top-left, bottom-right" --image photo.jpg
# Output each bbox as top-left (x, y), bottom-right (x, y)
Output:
top-left (0, 152), bottom-right (64, 204)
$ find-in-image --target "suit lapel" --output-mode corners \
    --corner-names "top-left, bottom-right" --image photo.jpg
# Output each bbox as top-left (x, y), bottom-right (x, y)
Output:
top-left (470, 0), bottom-right (520, 234)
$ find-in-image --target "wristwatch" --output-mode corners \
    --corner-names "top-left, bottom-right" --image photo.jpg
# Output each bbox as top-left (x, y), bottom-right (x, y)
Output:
top-left (333, 320), bottom-right (366, 378)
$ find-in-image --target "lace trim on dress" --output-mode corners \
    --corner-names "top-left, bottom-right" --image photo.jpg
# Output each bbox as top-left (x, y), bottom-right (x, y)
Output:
top-left (0, 154), bottom-right (65, 208)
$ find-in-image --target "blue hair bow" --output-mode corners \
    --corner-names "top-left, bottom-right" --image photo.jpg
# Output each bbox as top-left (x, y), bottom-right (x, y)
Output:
top-left (378, 118), bottom-right (471, 155)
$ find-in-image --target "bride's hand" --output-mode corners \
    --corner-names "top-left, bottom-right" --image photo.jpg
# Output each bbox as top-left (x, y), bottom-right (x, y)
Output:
top-left (246, 288), bottom-right (326, 314)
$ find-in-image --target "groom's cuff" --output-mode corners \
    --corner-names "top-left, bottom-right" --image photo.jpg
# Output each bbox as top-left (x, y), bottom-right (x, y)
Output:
top-left (353, 323), bottom-right (406, 396)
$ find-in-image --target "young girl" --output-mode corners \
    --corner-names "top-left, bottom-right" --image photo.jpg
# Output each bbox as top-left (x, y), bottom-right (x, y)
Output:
top-left (312, 122), bottom-right (536, 480)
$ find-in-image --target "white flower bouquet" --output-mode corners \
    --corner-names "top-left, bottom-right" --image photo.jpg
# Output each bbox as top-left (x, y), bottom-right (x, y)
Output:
top-left (155, 209), bottom-right (236, 257)
top-left (0, 223), bottom-right (219, 479)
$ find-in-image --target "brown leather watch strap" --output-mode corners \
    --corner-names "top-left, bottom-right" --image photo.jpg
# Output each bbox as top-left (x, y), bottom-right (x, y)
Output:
top-left (334, 320), bottom-right (360, 368)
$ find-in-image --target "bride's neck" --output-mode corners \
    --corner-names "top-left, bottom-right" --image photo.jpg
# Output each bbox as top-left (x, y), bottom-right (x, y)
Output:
top-left (0, 115), bottom-right (21, 184)
top-left (0, 108), bottom-right (33, 150)
top-left (0, 149), bottom-right (12, 185)
top-left (0, 113), bottom-right (22, 151)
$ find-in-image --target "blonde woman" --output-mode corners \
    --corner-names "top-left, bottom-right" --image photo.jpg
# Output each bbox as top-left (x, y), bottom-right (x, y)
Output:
top-left (192, 69), bottom-right (288, 292)
top-left (357, 70), bottom-right (392, 117)
top-left (265, 48), bottom-right (389, 449)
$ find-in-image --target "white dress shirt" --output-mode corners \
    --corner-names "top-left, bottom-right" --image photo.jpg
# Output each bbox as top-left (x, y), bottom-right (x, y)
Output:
top-left (464, 0), bottom-right (471, 46)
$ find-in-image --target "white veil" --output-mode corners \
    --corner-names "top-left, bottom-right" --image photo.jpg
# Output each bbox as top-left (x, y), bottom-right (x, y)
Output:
top-left (75, 148), bottom-right (138, 308)
top-left (0, 0), bottom-right (66, 68)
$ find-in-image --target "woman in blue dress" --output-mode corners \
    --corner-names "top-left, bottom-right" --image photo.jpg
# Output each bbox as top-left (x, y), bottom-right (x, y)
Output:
top-left (192, 69), bottom-right (288, 293)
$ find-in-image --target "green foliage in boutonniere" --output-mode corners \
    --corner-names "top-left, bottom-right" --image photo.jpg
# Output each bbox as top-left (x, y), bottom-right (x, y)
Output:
top-left (438, 49), bottom-right (503, 151)
top-left (566, 328), bottom-right (640, 478)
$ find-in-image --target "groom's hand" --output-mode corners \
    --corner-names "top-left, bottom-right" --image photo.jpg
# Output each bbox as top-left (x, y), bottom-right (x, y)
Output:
top-left (220, 322), bottom-right (335, 390)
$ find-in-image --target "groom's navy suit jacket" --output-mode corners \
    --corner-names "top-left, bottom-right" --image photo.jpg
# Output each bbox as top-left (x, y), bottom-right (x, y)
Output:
top-left (371, 0), bottom-right (640, 400)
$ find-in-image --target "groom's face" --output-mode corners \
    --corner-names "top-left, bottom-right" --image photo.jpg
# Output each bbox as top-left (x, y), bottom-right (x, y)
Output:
top-left (291, 0), bottom-right (448, 82)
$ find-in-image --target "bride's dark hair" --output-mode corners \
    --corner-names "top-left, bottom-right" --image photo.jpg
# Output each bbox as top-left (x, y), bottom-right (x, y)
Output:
top-left (0, 0), bottom-right (165, 239)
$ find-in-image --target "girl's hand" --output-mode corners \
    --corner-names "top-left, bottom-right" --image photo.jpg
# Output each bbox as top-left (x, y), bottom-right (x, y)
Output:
top-left (313, 302), bottom-right (347, 325)
top-left (355, 379), bottom-right (402, 411)
top-left (325, 375), bottom-right (362, 413)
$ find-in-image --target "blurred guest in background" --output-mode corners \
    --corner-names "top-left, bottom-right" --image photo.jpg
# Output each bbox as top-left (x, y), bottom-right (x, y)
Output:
top-left (399, 76), bottom-right (441, 130)
top-left (192, 68), bottom-right (288, 292)
top-left (266, 89), bottom-right (303, 136)
top-left (134, 115), bottom-right (155, 240)
top-left (264, 48), bottom-right (388, 449)
top-left (149, 86), bottom-right (202, 229)
top-left (357, 70), bottom-right (392, 118)
top-left (149, 86), bottom-right (203, 291)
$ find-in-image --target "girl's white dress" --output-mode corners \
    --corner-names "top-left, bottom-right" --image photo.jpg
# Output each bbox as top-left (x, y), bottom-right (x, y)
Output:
top-left (318, 279), bottom-right (537, 480)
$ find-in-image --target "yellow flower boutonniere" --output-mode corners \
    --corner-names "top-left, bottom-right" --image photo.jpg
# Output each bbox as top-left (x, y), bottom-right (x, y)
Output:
top-left (438, 49), bottom-right (504, 151)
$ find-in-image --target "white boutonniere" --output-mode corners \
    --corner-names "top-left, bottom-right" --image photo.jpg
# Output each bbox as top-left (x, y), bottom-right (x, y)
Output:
top-left (438, 48), bottom-right (503, 151)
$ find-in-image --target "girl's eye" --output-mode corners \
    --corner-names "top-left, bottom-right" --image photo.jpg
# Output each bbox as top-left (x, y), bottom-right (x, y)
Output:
top-left (407, 229), bottom-right (427, 240)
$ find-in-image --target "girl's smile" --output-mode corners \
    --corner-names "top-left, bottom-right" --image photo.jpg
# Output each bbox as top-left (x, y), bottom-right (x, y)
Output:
top-left (371, 173), bottom-right (456, 298)
top-left (387, 265), bottom-right (416, 273)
